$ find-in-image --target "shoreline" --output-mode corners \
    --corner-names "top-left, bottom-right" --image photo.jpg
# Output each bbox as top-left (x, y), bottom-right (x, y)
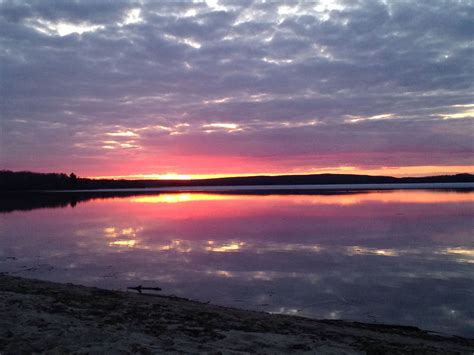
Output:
top-left (2, 185), bottom-right (473, 214)
top-left (25, 181), bottom-right (474, 193)
top-left (1, 274), bottom-right (473, 354)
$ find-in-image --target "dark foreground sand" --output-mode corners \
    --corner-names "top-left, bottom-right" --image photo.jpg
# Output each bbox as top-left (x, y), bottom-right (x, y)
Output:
top-left (1, 274), bottom-right (473, 354)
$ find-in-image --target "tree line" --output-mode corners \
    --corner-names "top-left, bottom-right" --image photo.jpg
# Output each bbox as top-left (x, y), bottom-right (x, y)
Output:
top-left (1, 170), bottom-right (473, 191)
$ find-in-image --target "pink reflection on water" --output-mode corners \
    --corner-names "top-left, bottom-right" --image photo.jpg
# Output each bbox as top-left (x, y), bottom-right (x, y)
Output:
top-left (1, 190), bottom-right (473, 336)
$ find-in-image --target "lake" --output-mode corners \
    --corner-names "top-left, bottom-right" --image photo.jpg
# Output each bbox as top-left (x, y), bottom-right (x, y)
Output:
top-left (1, 187), bottom-right (473, 337)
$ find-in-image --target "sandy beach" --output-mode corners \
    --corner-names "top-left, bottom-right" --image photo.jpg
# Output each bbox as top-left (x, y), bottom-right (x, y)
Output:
top-left (0, 274), bottom-right (472, 354)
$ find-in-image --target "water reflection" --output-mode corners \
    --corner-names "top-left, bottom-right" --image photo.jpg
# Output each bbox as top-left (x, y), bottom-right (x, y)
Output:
top-left (0, 190), bottom-right (473, 336)
top-left (130, 193), bottom-right (244, 204)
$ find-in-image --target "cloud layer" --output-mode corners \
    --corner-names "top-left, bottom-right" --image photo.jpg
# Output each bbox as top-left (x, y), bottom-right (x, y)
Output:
top-left (1, 0), bottom-right (473, 176)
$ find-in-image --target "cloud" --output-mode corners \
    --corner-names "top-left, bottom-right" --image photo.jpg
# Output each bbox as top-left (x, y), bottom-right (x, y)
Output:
top-left (1, 0), bottom-right (473, 175)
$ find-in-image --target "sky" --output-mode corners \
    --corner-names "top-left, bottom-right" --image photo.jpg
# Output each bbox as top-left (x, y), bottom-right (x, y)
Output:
top-left (1, 0), bottom-right (473, 179)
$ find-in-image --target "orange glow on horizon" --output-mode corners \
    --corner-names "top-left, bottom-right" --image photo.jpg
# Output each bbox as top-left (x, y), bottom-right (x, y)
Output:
top-left (86, 165), bottom-right (474, 180)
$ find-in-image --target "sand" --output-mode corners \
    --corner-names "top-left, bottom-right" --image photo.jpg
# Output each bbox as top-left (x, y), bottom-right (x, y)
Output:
top-left (0, 274), bottom-right (473, 354)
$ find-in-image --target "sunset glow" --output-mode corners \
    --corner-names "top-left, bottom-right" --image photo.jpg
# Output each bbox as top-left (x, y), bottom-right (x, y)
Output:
top-left (1, 0), bottom-right (473, 178)
top-left (2, 1), bottom-right (474, 345)
top-left (89, 165), bottom-right (474, 180)
top-left (129, 193), bottom-right (244, 204)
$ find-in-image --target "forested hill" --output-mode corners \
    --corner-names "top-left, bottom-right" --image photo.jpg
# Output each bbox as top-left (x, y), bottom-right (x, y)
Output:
top-left (1, 170), bottom-right (473, 191)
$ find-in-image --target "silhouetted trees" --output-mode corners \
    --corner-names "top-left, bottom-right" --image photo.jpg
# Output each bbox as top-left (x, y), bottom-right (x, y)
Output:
top-left (0, 171), bottom-right (77, 191)
top-left (1, 170), bottom-right (473, 192)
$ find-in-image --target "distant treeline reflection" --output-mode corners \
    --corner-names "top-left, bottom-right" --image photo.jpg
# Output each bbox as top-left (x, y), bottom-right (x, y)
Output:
top-left (2, 189), bottom-right (474, 214)
top-left (0, 190), bottom-right (359, 213)
top-left (0, 191), bottom-right (119, 213)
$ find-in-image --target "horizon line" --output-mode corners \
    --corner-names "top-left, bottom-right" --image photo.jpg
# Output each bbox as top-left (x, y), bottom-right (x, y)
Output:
top-left (86, 171), bottom-right (473, 181)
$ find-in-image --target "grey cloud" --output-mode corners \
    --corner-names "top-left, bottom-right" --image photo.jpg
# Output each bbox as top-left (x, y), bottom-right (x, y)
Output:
top-left (133, 118), bottom-right (473, 169)
top-left (0, 0), bottom-right (132, 24)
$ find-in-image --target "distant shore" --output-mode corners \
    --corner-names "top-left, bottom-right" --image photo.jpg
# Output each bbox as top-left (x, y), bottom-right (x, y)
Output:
top-left (1, 274), bottom-right (473, 353)
top-left (2, 170), bottom-right (473, 192)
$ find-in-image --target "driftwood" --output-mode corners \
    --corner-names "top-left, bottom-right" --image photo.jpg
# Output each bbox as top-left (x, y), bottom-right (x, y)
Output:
top-left (127, 285), bottom-right (162, 294)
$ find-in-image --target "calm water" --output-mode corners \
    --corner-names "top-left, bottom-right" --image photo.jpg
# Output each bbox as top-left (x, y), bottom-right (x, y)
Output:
top-left (1, 189), bottom-right (473, 337)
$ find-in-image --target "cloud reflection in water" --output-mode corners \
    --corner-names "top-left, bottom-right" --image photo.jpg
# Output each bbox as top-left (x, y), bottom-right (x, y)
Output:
top-left (0, 190), bottom-right (473, 336)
